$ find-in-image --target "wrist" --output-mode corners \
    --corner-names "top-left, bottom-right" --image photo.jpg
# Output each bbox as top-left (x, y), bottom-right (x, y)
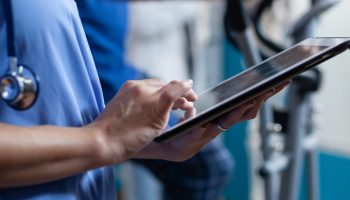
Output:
top-left (82, 123), bottom-right (113, 166)
top-left (84, 121), bottom-right (126, 166)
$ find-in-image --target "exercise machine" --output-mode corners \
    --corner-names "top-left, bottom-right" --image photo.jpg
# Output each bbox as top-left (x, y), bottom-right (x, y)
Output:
top-left (224, 0), bottom-right (339, 199)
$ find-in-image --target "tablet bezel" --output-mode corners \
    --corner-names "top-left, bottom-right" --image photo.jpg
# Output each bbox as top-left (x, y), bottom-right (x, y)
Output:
top-left (154, 37), bottom-right (350, 143)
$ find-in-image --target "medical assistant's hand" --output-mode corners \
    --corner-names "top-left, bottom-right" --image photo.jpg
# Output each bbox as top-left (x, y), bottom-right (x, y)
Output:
top-left (88, 79), bottom-right (197, 163)
top-left (134, 82), bottom-right (289, 161)
top-left (0, 79), bottom-right (196, 188)
top-left (0, 79), bottom-right (285, 188)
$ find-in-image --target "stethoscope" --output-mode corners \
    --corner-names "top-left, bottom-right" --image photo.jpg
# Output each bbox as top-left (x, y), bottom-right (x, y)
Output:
top-left (0, 0), bottom-right (39, 110)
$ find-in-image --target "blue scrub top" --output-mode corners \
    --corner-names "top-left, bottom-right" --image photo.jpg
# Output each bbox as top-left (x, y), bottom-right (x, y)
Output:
top-left (76, 0), bottom-right (179, 126)
top-left (0, 0), bottom-right (115, 199)
top-left (76, 0), bottom-right (146, 103)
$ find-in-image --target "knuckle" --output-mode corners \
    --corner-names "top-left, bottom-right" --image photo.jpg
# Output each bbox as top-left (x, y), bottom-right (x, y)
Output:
top-left (177, 97), bottom-right (186, 104)
top-left (132, 85), bottom-right (143, 95)
top-left (169, 80), bottom-right (180, 86)
top-left (178, 81), bottom-right (187, 89)
top-left (153, 78), bottom-right (165, 85)
top-left (161, 90), bottom-right (174, 102)
top-left (169, 80), bottom-right (189, 90)
top-left (122, 81), bottom-right (144, 97)
top-left (123, 80), bottom-right (136, 89)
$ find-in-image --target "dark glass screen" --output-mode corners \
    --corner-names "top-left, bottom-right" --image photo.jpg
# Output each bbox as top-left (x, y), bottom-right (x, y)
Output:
top-left (156, 38), bottom-right (350, 142)
top-left (193, 45), bottom-right (329, 115)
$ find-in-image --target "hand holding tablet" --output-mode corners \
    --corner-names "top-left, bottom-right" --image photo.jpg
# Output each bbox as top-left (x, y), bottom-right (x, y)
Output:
top-left (154, 37), bottom-right (350, 143)
top-left (134, 82), bottom-right (289, 161)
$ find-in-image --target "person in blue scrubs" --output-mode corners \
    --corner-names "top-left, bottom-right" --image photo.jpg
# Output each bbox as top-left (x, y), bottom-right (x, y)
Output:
top-left (75, 1), bottom-right (234, 199)
top-left (0, 0), bottom-right (286, 199)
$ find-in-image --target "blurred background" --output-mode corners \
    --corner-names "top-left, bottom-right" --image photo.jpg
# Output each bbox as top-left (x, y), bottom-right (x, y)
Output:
top-left (85, 0), bottom-right (350, 199)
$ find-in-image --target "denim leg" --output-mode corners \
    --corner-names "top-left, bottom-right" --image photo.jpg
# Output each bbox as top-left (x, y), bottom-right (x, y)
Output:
top-left (133, 139), bottom-right (233, 200)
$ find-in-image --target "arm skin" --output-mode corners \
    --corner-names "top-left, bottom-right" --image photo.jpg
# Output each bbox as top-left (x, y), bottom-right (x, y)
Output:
top-left (0, 79), bottom-right (289, 189)
top-left (0, 79), bottom-right (196, 188)
top-left (134, 81), bottom-right (290, 162)
top-left (0, 124), bottom-right (105, 188)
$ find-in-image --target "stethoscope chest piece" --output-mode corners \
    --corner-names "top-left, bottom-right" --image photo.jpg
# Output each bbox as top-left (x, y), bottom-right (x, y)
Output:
top-left (1, 0), bottom-right (40, 110)
top-left (0, 64), bottom-right (39, 110)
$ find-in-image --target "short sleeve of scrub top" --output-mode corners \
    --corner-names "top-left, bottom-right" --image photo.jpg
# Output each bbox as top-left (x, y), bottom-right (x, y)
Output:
top-left (0, 0), bottom-right (115, 199)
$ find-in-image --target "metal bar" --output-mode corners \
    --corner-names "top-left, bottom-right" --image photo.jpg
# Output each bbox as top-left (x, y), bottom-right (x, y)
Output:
top-left (279, 83), bottom-right (307, 200)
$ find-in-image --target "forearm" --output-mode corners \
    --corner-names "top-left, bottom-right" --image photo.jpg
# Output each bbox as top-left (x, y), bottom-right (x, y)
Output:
top-left (0, 79), bottom-right (196, 188)
top-left (0, 123), bottom-right (106, 188)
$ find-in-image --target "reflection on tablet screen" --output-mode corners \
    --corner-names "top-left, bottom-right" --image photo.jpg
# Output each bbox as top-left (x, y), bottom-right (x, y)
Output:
top-left (155, 37), bottom-right (350, 143)
top-left (193, 45), bottom-right (328, 117)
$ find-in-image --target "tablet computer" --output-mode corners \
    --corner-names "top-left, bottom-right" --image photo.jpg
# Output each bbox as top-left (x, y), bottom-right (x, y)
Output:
top-left (154, 37), bottom-right (350, 143)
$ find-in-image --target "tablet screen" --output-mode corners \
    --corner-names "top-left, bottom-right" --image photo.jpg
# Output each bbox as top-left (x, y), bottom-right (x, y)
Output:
top-left (196, 45), bottom-right (326, 110)
top-left (194, 44), bottom-right (328, 120)
top-left (157, 37), bottom-right (349, 142)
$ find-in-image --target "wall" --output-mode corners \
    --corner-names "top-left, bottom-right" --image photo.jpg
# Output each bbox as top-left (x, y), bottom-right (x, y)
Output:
top-left (313, 0), bottom-right (350, 154)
